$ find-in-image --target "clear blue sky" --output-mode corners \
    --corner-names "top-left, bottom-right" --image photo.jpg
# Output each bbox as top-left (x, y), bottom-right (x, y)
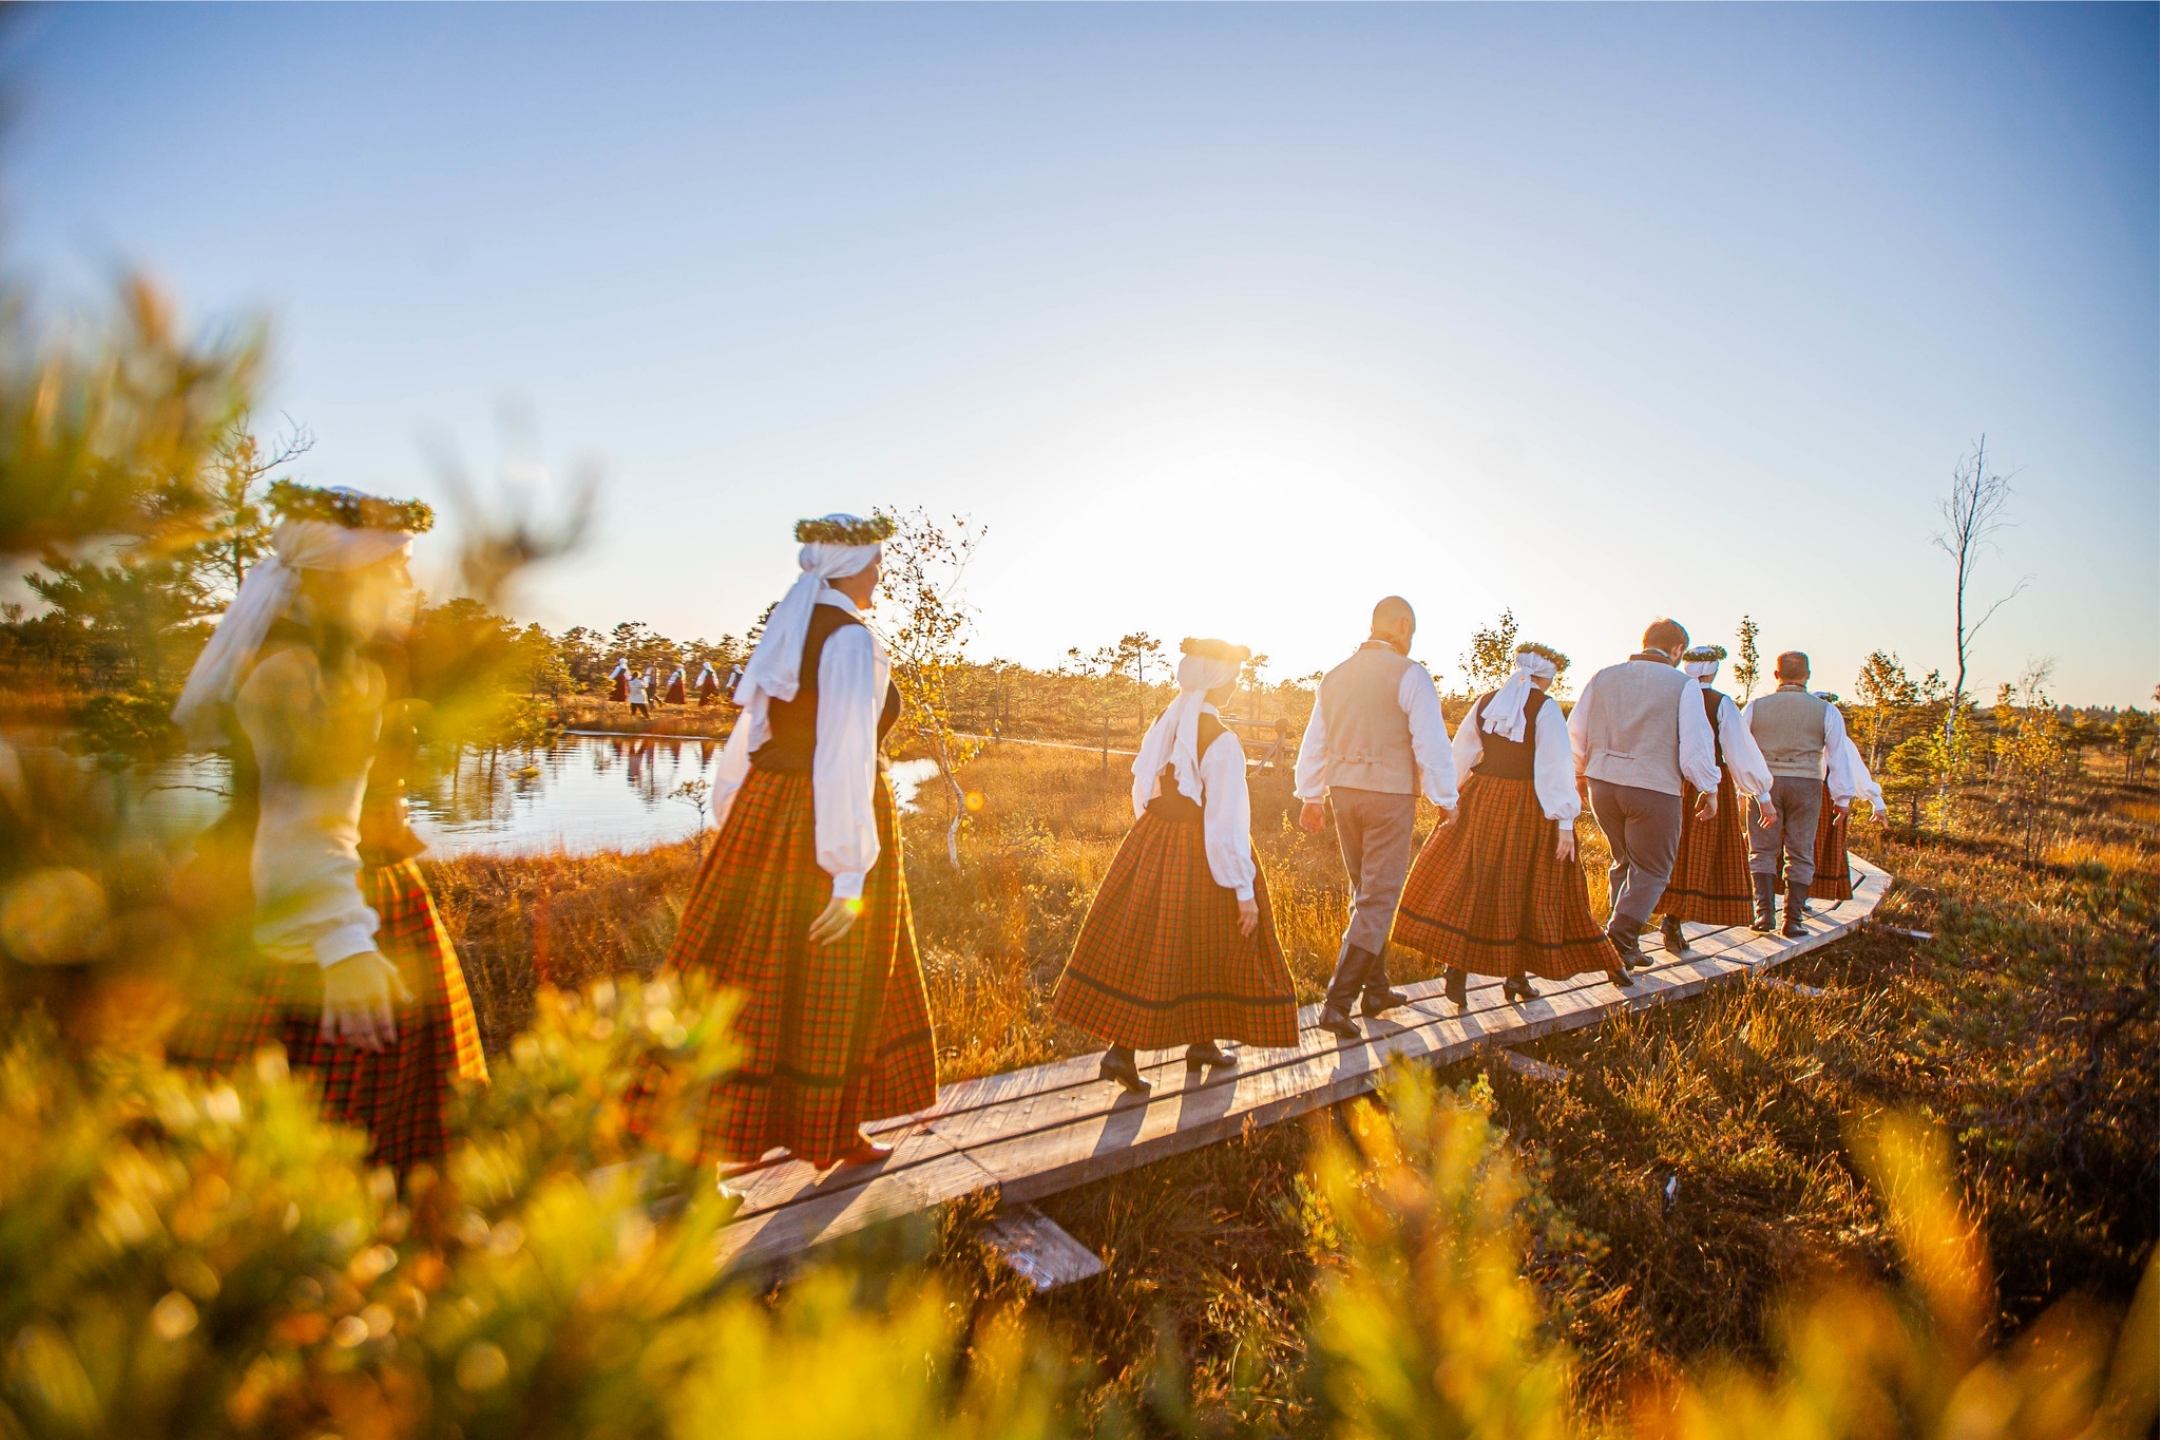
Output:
top-left (7, 4), bottom-right (2154, 705)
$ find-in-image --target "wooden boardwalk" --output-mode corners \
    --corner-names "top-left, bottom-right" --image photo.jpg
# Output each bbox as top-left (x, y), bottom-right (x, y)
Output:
top-left (714, 854), bottom-right (1892, 1276)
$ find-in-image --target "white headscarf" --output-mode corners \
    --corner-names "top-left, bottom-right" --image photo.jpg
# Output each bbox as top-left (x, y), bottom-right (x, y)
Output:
top-left (1479, 649), bottom-right (1559, 743)
top-left (172, 517), bottom-right (415, 749)
top-left (1131, 647), bottom-right (1245, 816)
top-left (1682, 657), bottom-right (1720, 682)
top-left (706, 516), bottom-right (885, 833)
top-left (608, 657), bottom-right (628, 680)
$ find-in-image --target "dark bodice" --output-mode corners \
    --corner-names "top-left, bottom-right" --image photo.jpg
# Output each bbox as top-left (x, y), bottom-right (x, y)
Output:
top-left (1701, 686), bottom-right (1726, 768)
top-left (749, 603), bottom-right (903, 773)
top-left (1142, 713), bottom-right (1227, 824)
top-left (1468, 688), bottom-right (1546, 781)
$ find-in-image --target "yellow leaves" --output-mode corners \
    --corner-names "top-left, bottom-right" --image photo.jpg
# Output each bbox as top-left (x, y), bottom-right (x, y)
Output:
top-left (0, 867), bottom-right (109, 966)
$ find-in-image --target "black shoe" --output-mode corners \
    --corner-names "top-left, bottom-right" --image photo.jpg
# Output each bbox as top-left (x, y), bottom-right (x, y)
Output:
top-left (1750, 874), bottom-right (1777, 932)
top-left (1445, 967), bottom-right (1468, 1009)
top-left (1503, 974), bottom-right (1539, 1004)
top-left (1185, 1040), bottom-right (1236, 1072)
top-left (1609, 923), bottom-right (1653, 970)
top-left (1359, 986), bottom-right (1410, 1018)
top-left (1660, 917), bottom-right (1689, 955)
top-left (1099, 1047), bottom-right (1151, 1095)
top-left (1316, 1005), bottom-right (1361, 1040)
top-left (1781, 883), bottom-right (1809, 938)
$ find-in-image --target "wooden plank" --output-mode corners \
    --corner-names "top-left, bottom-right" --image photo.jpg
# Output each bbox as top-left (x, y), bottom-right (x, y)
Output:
top-left (977, 1203), bottom-right (1104, 1291)
top-left (715, 1141), bottom-right (1003, 1275)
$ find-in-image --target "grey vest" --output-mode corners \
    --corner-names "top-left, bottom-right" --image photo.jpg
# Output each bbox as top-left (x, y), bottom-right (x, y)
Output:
top-left (1749, 687), bottom-right (1830, 779)
top-left (1317, 643), bottom-right (1419, 795)
top-left (1578, 657), bottom-right (1690, 797)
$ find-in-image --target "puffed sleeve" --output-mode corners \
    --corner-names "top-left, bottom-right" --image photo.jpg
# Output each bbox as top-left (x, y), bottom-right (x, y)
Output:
top-left (1821, 706), bottom-right (1859, 805)
top-left (1401, 664), bottom-right (1459, 809)
top-left (1532, 699), bottom-right (1581, 823)
top-left (1199, 729), bottom-right (1257, 900)
top-left (811, 623), bottom-right (883, 900)
top-left (1676, 679), bottom-right (1723, 795)
top-left (1451, 702), bottom-right (1486, 780)
top-left (1717, 694), bottom-right (1774, 798)
top-left (1567, 674), bottom-right (1597, 776)
top-left (1293, 687), bottom-right (1330, 802)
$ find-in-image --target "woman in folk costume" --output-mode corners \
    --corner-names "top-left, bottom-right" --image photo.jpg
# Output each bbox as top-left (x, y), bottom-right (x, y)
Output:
top-left (1394, 644), bottom-right (1629, 1004)
top-left (664, 663), bottom-right (688, 706)
top-left (608, 656), bottom-right (630, 703)
top-left (1655, 644), bottom-right (1777, 953)
top-left (626, 666), bottom-right (652, 718)
top-left (695, 660), bottom-right (721, 706)
top-left (1804, 694), bottom-right (1884, 904)
top-left (166, 483), bottom-right (487, 1177)
top-left (662, 514), bottom-right (935, 1172)
top-left (1050, 639), bottom-right (1297, 1094)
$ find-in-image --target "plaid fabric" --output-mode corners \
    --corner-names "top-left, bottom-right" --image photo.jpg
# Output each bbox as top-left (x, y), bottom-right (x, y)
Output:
top-left (664, 767), bottom-right (937, 1167)
top-left (1661, 771), bottom-right (1754, 924)
top-left (1050, 808), bottom-right (1298, 1049)
top-left (1392, 772), bottom-right (1620, 980)
top-left (166, 859), bottom-right (486, 1175)
top-left (1809, 782), bottom-right (1855, 900)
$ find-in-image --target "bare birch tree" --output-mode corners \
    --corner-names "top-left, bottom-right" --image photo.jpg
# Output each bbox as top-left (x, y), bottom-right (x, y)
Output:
top-left (874, 506), bottom-right (984, 868)
top-left (1933, 436), bottom-right (2029, 751)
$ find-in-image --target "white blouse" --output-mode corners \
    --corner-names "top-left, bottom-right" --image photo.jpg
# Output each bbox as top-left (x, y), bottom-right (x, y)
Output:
top-left (234, 645), bottom-right (384, 968)
top-left (808, 591), bottom-right (892, 901)
top-left (1710, 692), bottom-right (1776, 798)
top-left (1453, 693), bottom-right (1581, 824)
top-left (1134, 703), bottom-right (1257, 901)
top-left (1823, 727), bottom-right (1885, 813)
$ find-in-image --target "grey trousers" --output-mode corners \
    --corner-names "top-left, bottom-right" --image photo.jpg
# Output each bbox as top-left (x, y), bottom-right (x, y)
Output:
top-left (1323, 787), bottom-right (1418, 1003)
top-left (1587, 779), bottom-right (1684, 930)
top-left (1748, 775), bottom-right (1824, 888)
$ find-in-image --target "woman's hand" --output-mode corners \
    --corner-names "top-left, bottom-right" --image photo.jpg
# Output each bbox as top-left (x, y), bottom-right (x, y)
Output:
top-left (1555, 823), bottom-right (1578, 863)
top-left (320, 951), bottom-right (411, 1052)
top-left (1237, 897), bottom-right (1259, 937)
top-left (808, 895), bottom-right (862, 947)
top-left (1693, 791), bottom-right (1719, 822)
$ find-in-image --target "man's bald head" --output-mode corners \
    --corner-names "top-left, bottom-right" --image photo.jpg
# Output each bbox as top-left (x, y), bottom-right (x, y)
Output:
top-left (1371, 596), bottom-right (1416, 653)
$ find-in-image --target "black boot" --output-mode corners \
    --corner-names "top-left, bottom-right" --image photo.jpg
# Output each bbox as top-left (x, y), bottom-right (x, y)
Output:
top-left (1185, 1040), bottom-right (1236, 1073)
top-left (1445, 965), bottom-right (1468, 1008)
top-left (1660, 916), bottom-right (1689, 955)
top-left (1360, 984), bottom-right (1410, 1017)
top-left (1781, 883), bottom-right (1809, 938)
top-left (1099, 1046), bottom-right (1150, 1095)
top-left (1606, 920), bottom-right (1647, 978)
top-left (1318, 944), bottom-right (1373, 1037)
top-left (1750, 874), bottom-right (1777, 931)
top-left (1503, 973), bottom-right (1539, 1003)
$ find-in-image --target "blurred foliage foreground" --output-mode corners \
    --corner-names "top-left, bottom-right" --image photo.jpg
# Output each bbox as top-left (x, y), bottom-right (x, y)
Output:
top-left (2, 279), bottom-right (2156, 1439)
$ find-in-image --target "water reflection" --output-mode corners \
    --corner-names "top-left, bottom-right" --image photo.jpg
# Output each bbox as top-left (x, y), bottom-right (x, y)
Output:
top-left (122, 732), bottom-right (941, 859)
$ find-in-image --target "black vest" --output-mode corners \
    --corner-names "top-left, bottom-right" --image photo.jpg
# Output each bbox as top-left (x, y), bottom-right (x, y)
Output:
top-left (1701, 686), bottom-right (1726, 768)
top-left (750, 604), bottom-right (903, 773)
top-left (1469, 688), bottom-right (1546, 781)
top-left (1143, 713), bottom-right (1228, 824)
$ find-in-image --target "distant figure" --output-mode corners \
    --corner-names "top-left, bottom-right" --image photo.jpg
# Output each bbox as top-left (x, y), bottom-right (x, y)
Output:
top-left (626, 667), bottom-right (651, 719)
top-left (695, 661), bottom-right (721, 706)
top-left (725, 664), bottom-right (745, 699)
top-left (1395, 644), bottom-right (1628, 1003)
top-left (167, 482), bottom-right (487, 1177)
top-left (1295, 596), bottom-right (1459, 1038)
top-left (1051, 638), bottom-right (1298, 1095)
top-left (664, 664), bottom-right (688, 706)
top-left (1806, 693), bottom-right (1885, 905)
top-left (1567, 618), bottom-right (1725, 969)
top-left (1741, 652), bottom-right (1844, 935)
top-left (1656, 644), bottom-right (1777, 954)
top-left (662, 512), bottom-right (934, 1176)
top-left (608, 655), bottom-right (630, 703)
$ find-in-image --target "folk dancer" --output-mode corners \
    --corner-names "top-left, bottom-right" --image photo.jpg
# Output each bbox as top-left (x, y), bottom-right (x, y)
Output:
top-left (608, 655), bottom-right (630, 703)
top-left (1804, 693), bottom-right (1885, 905)
top-left (167, 482), bottom-right (487, 1177)
top-left (1051, 639), bottom-right (1299, 1094)
top-left (695, 661), bottom-right (722, 706)
top-left (664, 663), bottom-right (688, 706)
top-left (1741, 651), bottom-right (1848, 935)
top-left (1394, 644), bottom-right (1629, 1003)
top-left (1294, 597), bottom-right (1459, 1039)
top-left (1567, 619), bottom-right (1725, 969)
top-left (1655, 644), bottom-right (1777, 954)
top-left (660, 514), bottom-right (935, 1172)
top-left (626, 666), bottom-right (652, 719)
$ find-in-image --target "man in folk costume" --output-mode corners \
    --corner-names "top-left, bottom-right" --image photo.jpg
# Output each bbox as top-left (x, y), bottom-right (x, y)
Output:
top-left (608, 655), bottom-right (630, 703)
top-left (166, 482), bottom-right (487, 1177)
top-left (1566, 618), bottom-right (1726, 970)
top-left (1052, 638), bottom-right (1298, 1095)
top-left (662, 514), bottom-right (935, 1174)
top-left (626, 665), bottom-right (652, 719)
top-left (1294, 596), bottom-right (1459, 1039)
top-left (1655, 643), bottom-right (1778, 954)
top-left (695, 660), bottom-right (722, 706)
top-left (1395, 644), bottom-right (1629, 1004)
top-left (1803, 693), bottom-right (1884, 906)
top-left (664, 662), bottom-right (688, 706)
top-left (1741, 651), bottom-right (1848, 936)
